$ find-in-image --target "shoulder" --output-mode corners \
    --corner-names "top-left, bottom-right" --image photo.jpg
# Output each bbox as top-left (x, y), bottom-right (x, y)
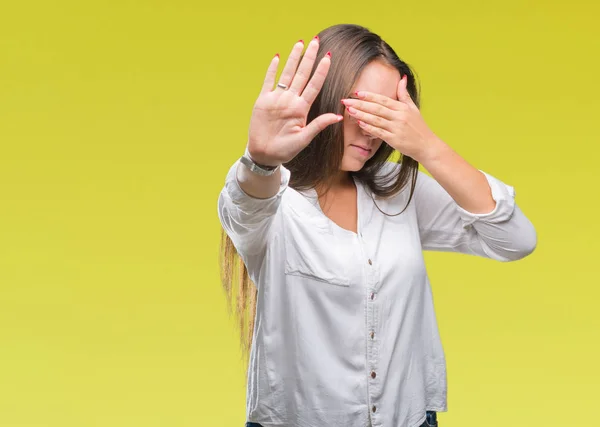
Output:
top-left (280, 184), bottom-right (323, 221)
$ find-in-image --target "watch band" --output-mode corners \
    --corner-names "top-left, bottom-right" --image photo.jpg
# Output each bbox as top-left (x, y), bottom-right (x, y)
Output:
top-left (240, 153), bottom-right (280, 176)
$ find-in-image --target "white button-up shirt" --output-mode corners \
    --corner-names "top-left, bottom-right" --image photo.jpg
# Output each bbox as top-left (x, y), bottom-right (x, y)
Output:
top-left (218, 160), bottom-right (536, 427)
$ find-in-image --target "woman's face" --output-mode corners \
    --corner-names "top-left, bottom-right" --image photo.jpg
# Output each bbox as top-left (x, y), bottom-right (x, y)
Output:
top-left (340, 60), bottom-right (401, 172)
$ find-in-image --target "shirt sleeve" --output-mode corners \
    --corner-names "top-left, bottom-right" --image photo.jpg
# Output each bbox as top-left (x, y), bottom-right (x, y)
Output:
top-left (217, 160), bottom-right (290, 261)
top-left (414, 169), bottom-right (537, 262)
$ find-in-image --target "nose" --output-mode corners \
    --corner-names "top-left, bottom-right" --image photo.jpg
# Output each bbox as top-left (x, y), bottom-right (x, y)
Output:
top-left (361, 131), bottom-right (378, 141)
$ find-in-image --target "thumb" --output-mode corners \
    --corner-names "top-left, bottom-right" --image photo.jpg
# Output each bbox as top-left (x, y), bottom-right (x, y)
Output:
top-left (397, 75), bottom-right (413, 105)
top-left (303, 113), bottom-right (344, 143)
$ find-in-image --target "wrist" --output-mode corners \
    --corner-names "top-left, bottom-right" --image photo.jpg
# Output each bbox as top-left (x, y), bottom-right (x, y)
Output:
top-left (244, 147), bottom-right (281, 168)
top-left (241, 150), bottom-right (281, 177)
top-left (248, 154), bottom-right (281, 169)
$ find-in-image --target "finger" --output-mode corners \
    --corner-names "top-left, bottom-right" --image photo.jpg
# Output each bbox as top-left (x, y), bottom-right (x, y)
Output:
top-left (301, 52), bottom-right (331, 105)
top-left (357, 120), bottom-right (389, 140)
top-left (346, 106), bottom-right (392, 131)
top-left (354, 90), bottom-right (402, 111)
top-left (396, 75), bottom-right (416, 107)
top-left (303, 113), bottom-right (344, 143)
top-left (289, 36), bottom-right (319, 95)
top-left (278, 40), bottom-right (305, 88)
top-left (260, 53), bottom-right (280, 95)
top-left (341, 99), bottom-right (395, 120)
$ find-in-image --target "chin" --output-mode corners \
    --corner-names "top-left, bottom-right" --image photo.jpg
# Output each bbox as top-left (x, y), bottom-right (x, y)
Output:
top-left (340, 158), bottom-right (368, 172)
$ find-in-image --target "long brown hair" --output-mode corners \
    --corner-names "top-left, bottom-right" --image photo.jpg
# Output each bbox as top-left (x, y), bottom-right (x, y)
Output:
top-left (220, 24), bottom-right (422, 362)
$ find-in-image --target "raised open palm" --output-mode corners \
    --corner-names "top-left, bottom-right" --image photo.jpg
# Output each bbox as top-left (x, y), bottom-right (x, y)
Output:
top-left (247, 37), bottom-right (343, 167)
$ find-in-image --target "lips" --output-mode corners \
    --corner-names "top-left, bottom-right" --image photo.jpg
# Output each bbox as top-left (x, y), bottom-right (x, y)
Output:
top-left (351, 144), bottom-right (372, 153)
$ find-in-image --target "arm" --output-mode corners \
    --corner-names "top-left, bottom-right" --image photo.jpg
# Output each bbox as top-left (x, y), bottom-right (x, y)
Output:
top-left (218, 159), bottom-right (290, 258)
top-left (414, 139), bottom-right (537, 261)
top-left (236, 155), bottom-right (281, 199)
top-left (420, 138), bottom-right (496, 214)
top-left (341, 74), bottom-right (536, 261)
top-left (218, 36), bottom-right (341, 258)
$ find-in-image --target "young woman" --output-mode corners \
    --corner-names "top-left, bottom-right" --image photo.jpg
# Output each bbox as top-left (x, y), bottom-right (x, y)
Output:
top-left (218, 24), bottom-right (536, 427)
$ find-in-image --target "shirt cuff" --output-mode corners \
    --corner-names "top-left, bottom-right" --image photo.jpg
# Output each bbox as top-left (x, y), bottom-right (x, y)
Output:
top-left (456, 170), bottom-right (516, 228)
top-left (225, 160), bottom-right (291, 213)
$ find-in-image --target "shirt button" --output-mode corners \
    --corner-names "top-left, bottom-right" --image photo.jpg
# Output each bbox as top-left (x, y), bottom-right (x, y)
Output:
top-left (370, 292), bottom-right (376, 300)
top-left (371, 371), bottom-right (377, 379)
top-left (370, 331), bottom-right (375, 339)
top-left (368, 259), bottom-right (373, 265)
top-left (372, 405), bottom-right (377, 413)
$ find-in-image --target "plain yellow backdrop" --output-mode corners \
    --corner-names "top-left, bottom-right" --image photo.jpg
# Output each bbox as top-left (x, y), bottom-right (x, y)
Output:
top-left (1, 0), bottom-right (598, 426)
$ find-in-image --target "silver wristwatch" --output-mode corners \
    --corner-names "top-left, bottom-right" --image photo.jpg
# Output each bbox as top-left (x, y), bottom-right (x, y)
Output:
top-left (240, 153), bottom-right (280, 176)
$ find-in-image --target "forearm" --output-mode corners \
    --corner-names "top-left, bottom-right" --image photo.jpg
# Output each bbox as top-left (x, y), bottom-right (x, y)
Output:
top-left (419, 138), bottom-right (496, 214)
top-left (236, 160), bottom-right (281, 199)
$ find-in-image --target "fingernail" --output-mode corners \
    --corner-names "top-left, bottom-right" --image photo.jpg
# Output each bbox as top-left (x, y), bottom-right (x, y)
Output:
top-left (298, 39), bottom-right (304, 44)
top-left (313, 35), bottom-right (319, 41)
top-left (336, 115), bottom-right (344, 121)
top-left (326, 51), bottom-right (331, 58)
top-left (355, 91), bottom-right (364, 98)
top-left (275, 53), bottom-right (279, 58)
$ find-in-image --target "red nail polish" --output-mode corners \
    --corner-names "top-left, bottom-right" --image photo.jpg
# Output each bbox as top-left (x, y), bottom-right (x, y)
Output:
top-left (298, 39), bottom-right (304, 44)
top-left (275, 53), bottom-right (279, 58)
top-left (326, 51), bottom-right (331, 58)
top-left (314, 35), bottom-right (319, 41)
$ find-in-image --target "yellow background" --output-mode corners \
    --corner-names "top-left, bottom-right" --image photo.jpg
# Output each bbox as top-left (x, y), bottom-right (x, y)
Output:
top-left (1, 0), bottom-right (598, 426)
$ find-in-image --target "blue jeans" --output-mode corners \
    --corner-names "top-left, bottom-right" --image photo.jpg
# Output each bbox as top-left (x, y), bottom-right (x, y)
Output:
top-left (246, 410), bottom-right (438, 426)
